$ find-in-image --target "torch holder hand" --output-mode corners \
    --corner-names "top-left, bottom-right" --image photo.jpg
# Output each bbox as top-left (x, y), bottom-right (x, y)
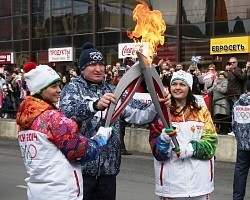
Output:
top-left (164, 128), bottom-right (180, 157)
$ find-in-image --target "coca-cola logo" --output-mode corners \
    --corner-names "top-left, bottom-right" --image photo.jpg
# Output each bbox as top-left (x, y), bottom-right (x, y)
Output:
top-left (121, 44), bottom-right (144, 56)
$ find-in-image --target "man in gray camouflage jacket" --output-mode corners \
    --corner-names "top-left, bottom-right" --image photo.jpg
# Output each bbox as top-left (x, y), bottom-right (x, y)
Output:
top-left (232, 79), bottom-right (250, 200)
top-left (59, 42), bottom-right (170, 200)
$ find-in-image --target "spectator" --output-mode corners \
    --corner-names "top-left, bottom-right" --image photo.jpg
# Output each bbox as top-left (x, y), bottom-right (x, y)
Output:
top-left (157, 59), bottom-right (171, 74)
top-left (232, 79), bottom-right (250, 200)
top-left (227, 57), bottom-right (246, 103)
top-left (59, 42), bottom-right (171, 200)
top-left (60, 74), bottom-right (70, 89)
top-left (212, 71), bottom-right (230, 134)
top-left (69, 67), bottom-right (79, 80)
top-left (242, 60), bottom-right (250, 89)
top-left (149, 70), bottom-right (218, 199)
top-left (105, 65), bottom-right (114, 84)
top-left (11, 71), bottom-right (22, 113)
top-left (160, 69), bottom-right (172, 87)
top-left (202, 64), bottom-right (217, 95)
top-left (187, 64), bottom-right (202, 95)
top-left (120, 117), bottom-right (132, 155)
top-left (16, 63), bottom-right (112, 200)
top-left (175, 63), bottom-right (184, 71)
top-left (2, 84), bottom-right (14, 118)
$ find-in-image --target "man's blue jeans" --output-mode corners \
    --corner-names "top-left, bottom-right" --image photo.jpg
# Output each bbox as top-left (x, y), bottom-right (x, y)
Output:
top-left (233, 150), bottom-right (250, 200)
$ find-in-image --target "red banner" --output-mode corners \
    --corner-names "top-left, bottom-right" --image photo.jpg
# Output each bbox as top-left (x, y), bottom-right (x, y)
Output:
top-left (0, 52), bottom-right (14, 64)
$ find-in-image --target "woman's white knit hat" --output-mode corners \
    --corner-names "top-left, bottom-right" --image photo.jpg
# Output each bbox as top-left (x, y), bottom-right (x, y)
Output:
top-left (170, 70), bottom-right (193, 90)
top-left (23, 62), bottom-right (60, 95)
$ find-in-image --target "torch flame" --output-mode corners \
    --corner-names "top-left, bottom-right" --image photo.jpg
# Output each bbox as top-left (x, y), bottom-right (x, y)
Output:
top-left (127, 0), bottom-right (166, 64)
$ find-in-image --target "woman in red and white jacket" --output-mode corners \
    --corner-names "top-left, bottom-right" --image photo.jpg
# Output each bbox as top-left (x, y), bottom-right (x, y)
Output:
top-left (16, 62), bottom-right (112, 200)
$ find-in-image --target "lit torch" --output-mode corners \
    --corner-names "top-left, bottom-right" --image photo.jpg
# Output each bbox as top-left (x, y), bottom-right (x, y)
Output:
top-left (105, 0), bottom-right (180, 156)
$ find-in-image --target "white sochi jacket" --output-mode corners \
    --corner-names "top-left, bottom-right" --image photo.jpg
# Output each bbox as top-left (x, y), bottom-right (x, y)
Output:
top-left (18, 130), bottom-right (83, 200)
top-left (154, 121), bottom-right (215, 198)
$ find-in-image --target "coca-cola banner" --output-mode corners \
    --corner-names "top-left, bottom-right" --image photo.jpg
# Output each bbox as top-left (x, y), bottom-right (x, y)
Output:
top-left (118, 42), bottom-right (149, 59)
top-left (48, 47), bottom-right (73, 62)
top-left (0, 52), bottom-right (14, 64)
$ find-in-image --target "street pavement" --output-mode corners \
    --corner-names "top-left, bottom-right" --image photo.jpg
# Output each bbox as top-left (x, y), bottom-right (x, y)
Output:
top-left (0, 139), bottom-right (250, 200)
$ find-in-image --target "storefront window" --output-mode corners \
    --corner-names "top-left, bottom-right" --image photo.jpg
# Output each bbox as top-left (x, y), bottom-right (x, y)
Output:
top-left (13, 40), bottom-right (29, 52)
top-left (52, 36), bottom-right (72, 46)
top-left (97, 3), bottom-right (121, 32)
top-left (0, 17), bottom-right (12, 41)
top-left (181, 22), bottom-right (209, 39)
top-left (32, 38), bottom-right (50, 51)
top-left (122, 3), bottom-right (135, 34)
top-left (181, 40), bottom-right (212, 69)
top-left (0, 41), bottom-right (12, 50)
top-left (73, 1), bottom-right (93, 34)
top-left (33, 0), bottom-right (51, 12)
top-left (13, 16), bottom-right (29, 39)
top-left (156, 41), bottom-right (177, 64)
top-left (213, 0), bottom-right (250, 37)
top-left (122, 1), bottom-right (177, 43)
top-left (97, 32), bottom-right (120, 46)
top-left (13, 0), bottom-right (28, 15)
top-left (150, 0), bottom-right (177, 26)
top-left (73, 34), bottom-right (93, 48)
top-left (0, 1), bottom-right (11, 17)
top-left (182, 0), bottom-right (207, 24)
top-left (223, 0), bottom-right (250, 20)
top-left (97, 44), bottom-right (119, 66)
top-left (52, 0), bottom-right (71, 9)
top-left (227, 18), bottom-right (249, 36)
top-left (32, 12), bottom-right (51, 38)
top-left (52, 8), bottom-right (72, 36)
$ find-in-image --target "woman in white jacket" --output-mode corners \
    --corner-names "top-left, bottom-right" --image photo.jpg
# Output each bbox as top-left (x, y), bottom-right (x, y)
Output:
top-left (149, 70), bottom-right (218, 200)
top-left (16, 62), bottom-right (112, 200)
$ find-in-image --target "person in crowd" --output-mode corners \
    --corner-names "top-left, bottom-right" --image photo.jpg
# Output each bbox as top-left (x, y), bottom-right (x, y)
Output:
top-left (175, 63), bottom-right (184, 71)
top-left (59, 42), bottom-right (171, 200)
top-left (242, 60), bottom-right (250, 89)
top-left (11, 71), bottom-right (22, 113)
top-left (201, 64), bottom-right (217, 95)
top-left (112, 62), bottom-right (126, 86)
top-left (232, 79), bottom-right (250, 200)
top-left (211, 71), bottom-right (230, 134)
top-left (120, 117), bottom-right (132, 155)
top-left (2, 84), bottom-right (14, 118)
top-left (187, 64), bottom-right (202, 95)
top-left (69, 67), bottom-right (79, 80)
top-left (227, 57), bottom-right (246, 104)
top-left (105, 64), bottom-right (114, 84)
top-left (149, 70), bottom-right (218, 200)
top-left (0, 74), bottom-right (6, 117)
top-left (160, 69), bottom-right (172, 88)
top-left (60, 74), bottom-right (70, 89)
top-left (16, 63), bottom-right (113, 200)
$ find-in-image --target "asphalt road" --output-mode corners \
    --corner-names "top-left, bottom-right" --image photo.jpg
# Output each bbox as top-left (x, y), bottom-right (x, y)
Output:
top-left (0, 139), bottom-right (250, 200)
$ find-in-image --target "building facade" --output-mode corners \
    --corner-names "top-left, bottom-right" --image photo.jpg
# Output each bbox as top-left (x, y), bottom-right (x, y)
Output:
top-left (0, 0), bottom-right (249, 73)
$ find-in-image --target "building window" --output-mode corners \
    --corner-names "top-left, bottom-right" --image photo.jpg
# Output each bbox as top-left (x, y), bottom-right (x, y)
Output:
top-left (73, 1), bottom-right (93, 34)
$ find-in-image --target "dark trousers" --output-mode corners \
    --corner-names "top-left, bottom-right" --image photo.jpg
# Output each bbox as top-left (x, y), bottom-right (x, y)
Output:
top-left (82, 175), bottom-right (116, 200)
top-left (233, 150), bottom-right (250, 200)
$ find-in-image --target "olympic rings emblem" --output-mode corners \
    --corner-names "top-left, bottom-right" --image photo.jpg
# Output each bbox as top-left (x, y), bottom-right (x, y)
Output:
top-left (21, 144), bottom-right (37, 164)
top-left (236, 111), bottom-right (250, 120)
top-left (90, 52), bottom-right (103, 61)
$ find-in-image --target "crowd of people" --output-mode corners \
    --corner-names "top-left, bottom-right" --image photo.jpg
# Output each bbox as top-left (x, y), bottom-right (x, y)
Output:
top-left (105, 56), bottom-right (250, 136)
top-left (2, 41), bottom-right (249, 200)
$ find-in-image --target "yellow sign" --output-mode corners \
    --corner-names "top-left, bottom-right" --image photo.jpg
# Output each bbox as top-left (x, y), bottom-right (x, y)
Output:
top-left (210, 36), bottom-right (250, 55)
